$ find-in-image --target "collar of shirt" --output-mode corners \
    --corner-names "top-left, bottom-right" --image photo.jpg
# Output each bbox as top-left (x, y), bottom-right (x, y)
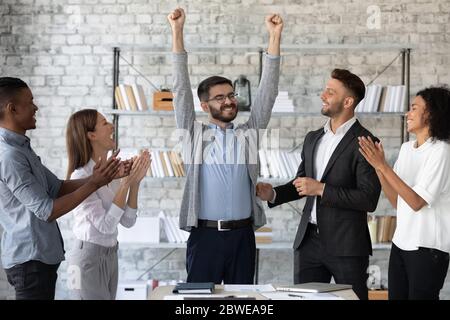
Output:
top-left (0, 127), bottom-right (30, 148)
top-left (85, 158), bottom-right (96, 173)
top-left (207, 122), bottom-right (235, 133)
top-left (323, 116), bottom-right (357, 136)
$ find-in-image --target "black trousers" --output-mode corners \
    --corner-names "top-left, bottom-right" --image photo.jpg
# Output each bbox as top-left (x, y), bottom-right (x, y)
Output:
top-left (294, 223), bottom-right (369, 300)
top-left (5, 260), bottom-right (60, 300)
top-left (186, 225), bottom-right (255, 284)
top-left (388, 243), bottom-right (449, 300)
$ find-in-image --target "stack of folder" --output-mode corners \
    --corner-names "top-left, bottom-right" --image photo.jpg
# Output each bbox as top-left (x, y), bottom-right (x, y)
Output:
top-left (172, 282), bottom-right (215, 294)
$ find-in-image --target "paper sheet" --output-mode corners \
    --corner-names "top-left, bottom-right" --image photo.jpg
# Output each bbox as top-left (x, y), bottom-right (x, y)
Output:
top-left (164, 294), bottom-right (252, 300)
top-left (223, 284), bottom-right (276, 293)
top-left (261, 291), bottom-right (344, 300)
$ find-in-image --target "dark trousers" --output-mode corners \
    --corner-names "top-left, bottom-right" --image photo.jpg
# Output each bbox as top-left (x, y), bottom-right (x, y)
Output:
top-left (388, 243), bottom-right (449, 300)
top-left (5, 260), bottom-right (60, 300)
top-left (294, 223), bottom-right (369, 300)
top-left (186, 225), bottom-right (255, 284)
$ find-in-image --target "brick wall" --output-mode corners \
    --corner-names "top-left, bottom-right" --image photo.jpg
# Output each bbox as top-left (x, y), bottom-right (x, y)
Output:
top-left (1, 0), bottom-right (450, 299)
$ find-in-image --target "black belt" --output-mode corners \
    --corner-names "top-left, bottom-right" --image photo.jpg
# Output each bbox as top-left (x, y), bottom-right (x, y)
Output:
top-left (198, 218), bottom-right (252, 231)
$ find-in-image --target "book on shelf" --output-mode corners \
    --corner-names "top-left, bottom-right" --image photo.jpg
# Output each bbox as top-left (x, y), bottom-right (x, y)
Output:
top-left (116, 148), bottom-right (184, 178)
top-left (255, 227), bottom-right (273, 244)
top-left (356, 84), bottom-right (407, 113)
top-left (276, 282), bottom-right (352, 293)
top-left (259, 149), bottom-right (302, 179)
top-left (125, 85), bottom-right (138, 111)
top-left (115, 84), bottom-right (149, 111)
top-left (158, 211), bottom-right (189, 243)
top-left (148, 150), bottom-right (185, 178)
top-left (367, 215), bottom-right (396, 244)
top-left (172, 282), bottom-right (215, 294)
top-left (367, 215), bottom-right (378, 244)
top-left (159, 151), bottom-right (169, 176)
top-left (131, 84), bottom-right (149, 111)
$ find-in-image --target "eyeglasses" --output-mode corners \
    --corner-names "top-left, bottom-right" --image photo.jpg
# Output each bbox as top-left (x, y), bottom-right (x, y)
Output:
top-left (207, 92), bottom-right (238, 104)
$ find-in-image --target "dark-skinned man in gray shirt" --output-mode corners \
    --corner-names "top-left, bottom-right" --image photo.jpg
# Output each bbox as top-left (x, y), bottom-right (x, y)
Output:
top-left (0, 77), bottom-right (123, 300)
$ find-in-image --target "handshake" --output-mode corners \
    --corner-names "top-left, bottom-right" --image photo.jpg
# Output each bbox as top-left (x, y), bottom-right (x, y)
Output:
top-left (256, 182), bottom-right (275, 202)
top-left (256, 177), bottom-right (325, 201)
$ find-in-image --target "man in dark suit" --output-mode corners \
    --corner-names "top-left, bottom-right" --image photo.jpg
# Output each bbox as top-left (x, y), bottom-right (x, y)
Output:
top-left (256, 69), bottom-right (381, 300)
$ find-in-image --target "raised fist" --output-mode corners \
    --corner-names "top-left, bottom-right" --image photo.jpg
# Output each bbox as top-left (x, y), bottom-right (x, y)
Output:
top-left (167, 7), bottom-right (185, 31)
top-left (265, 14), bottom-right (283, 35)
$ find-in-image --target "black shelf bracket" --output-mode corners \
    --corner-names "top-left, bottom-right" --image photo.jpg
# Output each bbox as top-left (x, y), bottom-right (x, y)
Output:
top-left (113, 47), bottom-right (120, 150)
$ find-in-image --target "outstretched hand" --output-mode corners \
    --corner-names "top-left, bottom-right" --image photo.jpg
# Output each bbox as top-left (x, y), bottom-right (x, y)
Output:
top-left (256, 182), bottom-right (275, 202)
top-left (167, 7), bottom-right (185, 31)
top-left (265, 14), bottom-right (283, 36)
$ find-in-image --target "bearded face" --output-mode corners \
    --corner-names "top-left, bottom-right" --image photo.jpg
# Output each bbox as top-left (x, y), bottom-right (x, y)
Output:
top-left (320, 78), bottom-right (348, 117)
top-left (202, 83), bottom-right (238, 123)
top-left (208, 99), bottom-right (238, 122)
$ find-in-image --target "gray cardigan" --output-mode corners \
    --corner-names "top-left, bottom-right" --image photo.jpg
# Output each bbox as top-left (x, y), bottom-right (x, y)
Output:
top-left (172, 52), bottom-right (280, 231)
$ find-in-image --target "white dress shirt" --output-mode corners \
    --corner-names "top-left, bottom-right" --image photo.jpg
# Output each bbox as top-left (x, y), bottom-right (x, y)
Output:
top-left (70, 159), bottom-right (137, 247)
top-left (310, 117), bottom-right (357, 224)
top-left (392, 139), bottom-right (450, 252)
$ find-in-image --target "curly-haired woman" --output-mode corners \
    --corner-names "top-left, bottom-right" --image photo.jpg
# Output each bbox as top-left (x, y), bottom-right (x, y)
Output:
top-left (358, 86), bottom-right (450, 300)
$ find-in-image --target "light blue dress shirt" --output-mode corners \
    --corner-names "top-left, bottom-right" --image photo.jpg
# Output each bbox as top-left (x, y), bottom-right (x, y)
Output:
top-left (0, 127), bottom-right (64, 269)
top-left (199, 123), bottom-right (252, 221)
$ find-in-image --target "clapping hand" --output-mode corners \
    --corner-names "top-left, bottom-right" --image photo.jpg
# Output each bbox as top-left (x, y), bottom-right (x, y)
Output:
top-left (114, 158), bottom-right (134, 179)
top-left (358, 136), bottom-right (387, 171)
top-left (124, 150), bottom-right (151, 187)
top-left (90, 149), bottom-right (121, 189)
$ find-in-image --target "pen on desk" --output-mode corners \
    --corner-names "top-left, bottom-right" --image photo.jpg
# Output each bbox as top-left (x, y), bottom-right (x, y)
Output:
top-left (288, 293), bottom-right (305, 299)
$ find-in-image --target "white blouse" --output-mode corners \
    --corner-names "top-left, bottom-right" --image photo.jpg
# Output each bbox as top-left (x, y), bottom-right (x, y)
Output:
top-left (392, 139), bottom-right (450, 253)
top-left (70, 159), bottom-right (137, 247)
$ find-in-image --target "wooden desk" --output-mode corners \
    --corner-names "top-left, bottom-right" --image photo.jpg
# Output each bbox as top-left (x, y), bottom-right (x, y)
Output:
top-left (368, 290), bottom-right (388, 300)
top-left (149, 285), bottom-right (359, 300)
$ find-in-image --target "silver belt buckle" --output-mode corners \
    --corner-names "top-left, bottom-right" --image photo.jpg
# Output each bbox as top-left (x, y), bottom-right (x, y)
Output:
top-left (217, 220), bottom-right (230, 231)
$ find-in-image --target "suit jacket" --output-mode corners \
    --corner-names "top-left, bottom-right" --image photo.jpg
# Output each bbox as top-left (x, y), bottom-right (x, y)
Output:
top-left (269, 120), bottom-right (381, 256)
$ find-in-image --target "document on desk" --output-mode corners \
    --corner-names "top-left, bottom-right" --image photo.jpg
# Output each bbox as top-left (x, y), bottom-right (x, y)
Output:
top-left (163, 294), bottom-right (255, 300)
top-left (223, 284), bottom-right (276, 293)
top-left (261, 292), bottom-right (344, 300)
top-left (276, 282), bottom-right (352, 293)
top-left (164, 294), bottom-right (224, 300)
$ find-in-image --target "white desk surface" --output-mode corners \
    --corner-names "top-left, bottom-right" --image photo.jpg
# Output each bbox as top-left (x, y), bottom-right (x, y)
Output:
top-left (121, 242), bottom-right (293, 249)
top-left (121, 242), bottom-right (391, 250)
top-left (149, 284), bottom-right (358, 300)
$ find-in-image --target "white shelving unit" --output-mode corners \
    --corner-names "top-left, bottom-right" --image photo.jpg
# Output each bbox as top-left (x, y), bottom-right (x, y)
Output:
top-left (111, 44), bottom-right (412, 147)
top-left (110, 45), bottom-right (411, 259)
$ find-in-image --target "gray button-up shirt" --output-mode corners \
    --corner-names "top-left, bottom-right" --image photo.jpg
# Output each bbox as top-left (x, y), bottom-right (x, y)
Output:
top-left (0, 127), bottom-right (64, 269)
